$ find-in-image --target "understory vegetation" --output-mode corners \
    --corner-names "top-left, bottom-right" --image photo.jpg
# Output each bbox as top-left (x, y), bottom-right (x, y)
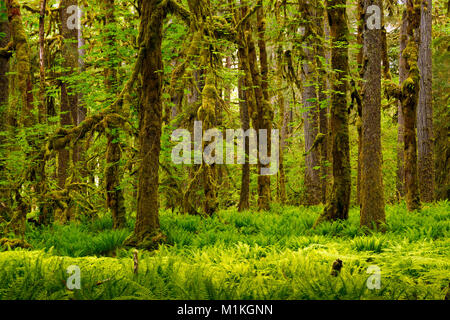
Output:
top-left (0, 202), bottom-right (448, 300)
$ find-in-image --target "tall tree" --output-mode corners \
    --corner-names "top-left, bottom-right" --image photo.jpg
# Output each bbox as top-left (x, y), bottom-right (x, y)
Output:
top-left (125, 0), bottom-right (165, 248)
top-left (103, 0), bottom-right (126, 229)
top-left (417, 0), bottom-right (434, 203)
top-left (4, 0), bottom-right (36, 236)
top-left (237, 9), bottom-right (251, 211)
top-left (316, 0), bottom-right (330, 204)
top-left (402, 0), bottom-right (421, 211)
top-left (58, 0), bottom-right (79, 206)
top-left (315, 0), bottom-right (351, 225)
top-left (0, 0), bottom-right (10, 219)
top-left (300, 0), bottom-right (321, 205)
top-left (254, 0), bottom-right (273, 211)
top-left (360, 0), bottom-right (385, 230)
top-left (397, 9), bottom-right (407, 201)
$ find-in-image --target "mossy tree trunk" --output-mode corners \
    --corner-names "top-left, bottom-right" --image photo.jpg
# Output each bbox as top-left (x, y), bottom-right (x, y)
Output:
top-left (103, 0), bottom-right (126, 229)
top-left (0, 1), bottom-right (10, 220)
top-left (417, 0), bottom-right (434, 203)
top-left (58, 0), bottom-right (79, 223)
top-left (360, 0), bottom-right (385, 230)
top-left (314, 0), bottom-right (351, 225)
top-left (126, 0), bottom-right (165, 248)
top-left (186, 0), bottom-right (219, 216)
top-left (6, 0), bottom-right (36, 236)
top-left (402, 0), bottom-right (421, 212)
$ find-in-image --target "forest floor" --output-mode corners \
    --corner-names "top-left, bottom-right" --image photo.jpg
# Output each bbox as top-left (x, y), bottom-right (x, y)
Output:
top-left (0, 202), bottom-right (449, 300)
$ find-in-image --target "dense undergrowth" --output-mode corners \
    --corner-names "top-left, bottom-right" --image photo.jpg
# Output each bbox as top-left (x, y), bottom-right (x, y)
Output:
top-left (0, 202), bottom-right (448, 300)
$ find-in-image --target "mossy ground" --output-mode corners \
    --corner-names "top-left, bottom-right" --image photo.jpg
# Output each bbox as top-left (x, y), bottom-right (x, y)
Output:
top-left (0, 202), bottom-right (448, 300)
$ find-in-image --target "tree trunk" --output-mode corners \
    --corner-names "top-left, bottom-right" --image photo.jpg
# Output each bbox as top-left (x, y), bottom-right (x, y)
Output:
top-left (126, 0), bottom-right (165, 248)
top-left (0, 1), bottom-right (10, 219)
top-left (356, 0), bottom-right (363, 206)
top-left (397, 9), bottom-right (407, 201)
top-left (277, 47), bottom-right (288, 205)
top-left (402, 0), bottom-right (421, 212)
top-left (238, 54), bottom-right (250, 211)
top-left (58, 0), bottom-right (79, 202)
top-left (315, 0), bottom-right (351, 225)
top-left (316, 1), bottom-right (330, 204)
top-left (103, 0), bottom-right (126, 229)
top-left (301, 1), bottom-right (321, 206)
top-left (255, 1), bottom-right (273, 211)
top-left (417, 0), bottom-right (434, 203)
top-left (6, 0), bottom-right (35, 236)
top-left (360, 0), bottom-right (385, 230)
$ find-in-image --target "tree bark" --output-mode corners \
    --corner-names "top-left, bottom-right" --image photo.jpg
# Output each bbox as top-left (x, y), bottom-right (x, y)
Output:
top-left (255, 0), bottom-right (273, 211)
top-left (126, 0), bottom-right (165, 248)
top-left (316, 0), bottom-right (330, 204)
top-left (315, 0), bottom-right (351, 225)
top-left (103, 0), bottom-right (126, 229)
top-left (360, 0), bottom-right (385, 230)
top-left (58, 0), bottom-right (79, 206)
top-left (6, 0), bottom-right (36, 236)
top-left (0, 1), bottom-right (10, 220)
top-left (402, 0), bottom-right (421, 212)
top-left (417, 0), bottom-right (434, 203)
top-left (238, 48), bottom-right (250, 211)
top-left (301, 1), bottom-right (321, 206)
top-left (397, 9), bottom-right (407, 201)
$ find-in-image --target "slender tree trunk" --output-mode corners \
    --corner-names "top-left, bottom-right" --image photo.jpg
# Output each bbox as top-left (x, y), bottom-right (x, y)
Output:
top-left (356, 0), bottom-right (363, 206)
top-left (38, 0), bottom-right (47, 123)
top-left (238, 55), bottom-right (250, 211)
top-left (360, 0), bottom-right (385, 230)
top-left (103, 0), bottom-right (126, 229)
top-left (126, 0), bottom-right (165, 248)
top-left (255, 0), bottom-right (273, 211)
top-left (277, 47), bottom-right (288, 205)
top-left (397, 9), bottom-right (407, 201)
top-left (316, 0), bottom-right (330, 204)
top-left (402, 0), bottom-right (421, 212)
top-left (236, 5), bottom-right (253, 211)
top-left (58, 0), bottom-right (79, 198)
top-left (417, 0), bottom-right (434, 203)
top-left (315, 0), bottom-right (351, 225)
top-left (301, 1), bottom-right (321, 206)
